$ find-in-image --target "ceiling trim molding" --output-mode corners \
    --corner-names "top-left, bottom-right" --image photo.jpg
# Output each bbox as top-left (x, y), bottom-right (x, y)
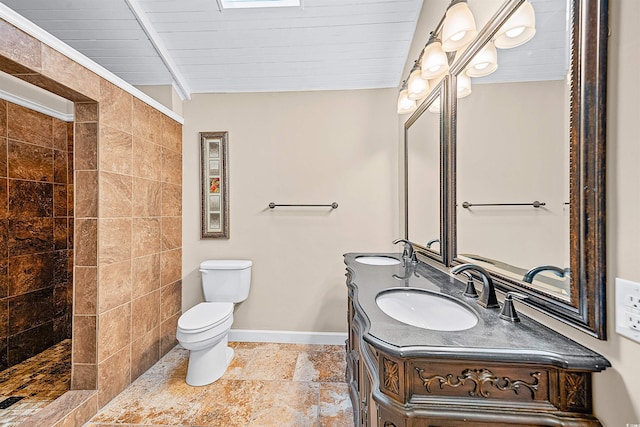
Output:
top-left (0, 3), bottom-right (184, 124)
top-left (0, 89), bottom-right (74, 122)
top-left (124, 0), bottom-right (192, 101)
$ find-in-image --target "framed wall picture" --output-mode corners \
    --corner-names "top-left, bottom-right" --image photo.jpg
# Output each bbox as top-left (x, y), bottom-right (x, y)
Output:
top-left (200, 131), bottom-right (229, 239)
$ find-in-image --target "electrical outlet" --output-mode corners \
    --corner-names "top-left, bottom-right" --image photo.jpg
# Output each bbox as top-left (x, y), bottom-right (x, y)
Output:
top-left (616, 278), bottom-right (640, 344)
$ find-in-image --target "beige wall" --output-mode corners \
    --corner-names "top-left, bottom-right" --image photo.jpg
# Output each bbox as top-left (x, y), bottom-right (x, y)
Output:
top-left (400, 0), bottom-right (640, 424)
top-left (182, 90), bottom-right (399, 333)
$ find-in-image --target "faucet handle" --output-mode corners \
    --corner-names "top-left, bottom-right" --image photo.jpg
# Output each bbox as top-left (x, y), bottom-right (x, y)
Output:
top-left (499, 292), bottom-right (528, 322)
top-left (461, 272), bottom-right (479, 298)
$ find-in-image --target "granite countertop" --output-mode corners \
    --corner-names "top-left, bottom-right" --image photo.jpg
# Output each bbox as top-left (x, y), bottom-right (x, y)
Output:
top-left (344, 252), bottom-right (610, 371)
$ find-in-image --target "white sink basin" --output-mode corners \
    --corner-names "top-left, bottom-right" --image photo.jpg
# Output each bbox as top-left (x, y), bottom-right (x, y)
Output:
top-left (376, 288), bottom-right (478, 331)
top-left (355, 256), bottom-right (401, 266)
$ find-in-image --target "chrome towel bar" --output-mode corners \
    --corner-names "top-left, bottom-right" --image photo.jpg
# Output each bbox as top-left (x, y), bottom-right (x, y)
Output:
top-left (462, 201), bottom-right (546, 209)
top-left (268, 202), bottom-right (338, 209)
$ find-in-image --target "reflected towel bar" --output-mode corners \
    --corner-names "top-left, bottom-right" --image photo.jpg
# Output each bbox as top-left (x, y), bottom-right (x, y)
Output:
top-left (462, 201), bottom-right (545, 209)
top-left (268, 202), bottom-right (338, 209)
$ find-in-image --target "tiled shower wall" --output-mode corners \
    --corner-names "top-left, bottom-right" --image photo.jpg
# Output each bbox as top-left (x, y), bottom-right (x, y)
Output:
top-left (0, 17), bottom-right (183, 416)
top-left (0, 100), bottom-right (73, 370)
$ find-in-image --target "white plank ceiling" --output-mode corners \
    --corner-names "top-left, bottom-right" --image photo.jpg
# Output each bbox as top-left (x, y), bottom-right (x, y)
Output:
top-left (1, 0), bottom-right (424, 97)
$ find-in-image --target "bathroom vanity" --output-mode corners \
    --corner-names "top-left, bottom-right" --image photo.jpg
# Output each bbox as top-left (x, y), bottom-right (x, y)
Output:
top-left (344, 253), bottom-right (610, 427)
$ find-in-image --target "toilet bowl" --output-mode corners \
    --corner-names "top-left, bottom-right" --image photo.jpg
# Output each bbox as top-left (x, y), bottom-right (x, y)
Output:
top-left (176, 260), bottom-right (252, 386)
top-left (177, 302), bottom-right (234, 386)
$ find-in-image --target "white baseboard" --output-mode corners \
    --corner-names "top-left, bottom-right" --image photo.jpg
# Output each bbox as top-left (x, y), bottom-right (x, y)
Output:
top-left (228, 329), bottom-right (347, 346)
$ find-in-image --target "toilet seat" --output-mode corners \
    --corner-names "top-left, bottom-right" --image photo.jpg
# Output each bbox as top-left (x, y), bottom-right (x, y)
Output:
top-left (178, 302), bottom-right (233, 334)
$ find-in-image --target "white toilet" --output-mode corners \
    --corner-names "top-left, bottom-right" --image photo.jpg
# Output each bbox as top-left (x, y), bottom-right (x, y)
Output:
top-left (176, 259), bottom-right (252, 386)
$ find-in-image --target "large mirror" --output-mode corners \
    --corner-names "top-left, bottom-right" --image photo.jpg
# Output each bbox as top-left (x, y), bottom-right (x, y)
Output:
top-left (449, 0), bottom-right (607, 338)
top-left (404, 82), bottom-right (448, 263)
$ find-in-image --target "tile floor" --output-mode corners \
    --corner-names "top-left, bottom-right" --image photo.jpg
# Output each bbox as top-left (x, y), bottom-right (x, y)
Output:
top-left (87, 342), bottom-right (355, 427)
top-left (0, 339), bottom-right (71, 427)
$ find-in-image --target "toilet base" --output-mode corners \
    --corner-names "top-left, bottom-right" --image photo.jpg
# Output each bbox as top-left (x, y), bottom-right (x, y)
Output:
top-left (185, 340), bottom-right (235, 386)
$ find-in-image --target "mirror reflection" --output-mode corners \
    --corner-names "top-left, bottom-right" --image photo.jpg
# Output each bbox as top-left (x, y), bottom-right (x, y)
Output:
top-left (406, 93), bottom-right (442, 256)
top-left (455, 0), bottom-right (571, 300)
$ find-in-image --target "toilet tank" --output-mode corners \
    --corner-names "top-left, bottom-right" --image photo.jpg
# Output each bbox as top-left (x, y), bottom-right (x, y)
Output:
top-left (199, 260), bottom-right (252, 303)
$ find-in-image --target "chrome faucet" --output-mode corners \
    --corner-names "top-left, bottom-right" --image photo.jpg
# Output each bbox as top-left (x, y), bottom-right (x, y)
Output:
top-left (450, 263), bottom-right (499, 309)
top-left (522, 265), bottom-right (569, 283)
top-left (393, 239), bottom-right (418, 264)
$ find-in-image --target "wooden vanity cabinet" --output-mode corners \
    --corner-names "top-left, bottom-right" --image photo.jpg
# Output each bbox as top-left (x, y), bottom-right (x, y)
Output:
top-left (346, 289), bottom-right (603, 427)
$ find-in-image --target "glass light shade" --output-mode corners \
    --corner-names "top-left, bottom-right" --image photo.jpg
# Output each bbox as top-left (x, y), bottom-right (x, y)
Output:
top-left (407, 69), bottom-right (430, 100)
top-left (397, 89), bottom-right (417, 114)
top-left (457, 74), bottom-right (472, 98)
top-left (428, 96), bottom-right (441, 114)
top-left (441, 2), bottom-right (478, 52)
top-left (420, 39), bottom-right (449, 79)
top-left (495, 1), bottom-right (536, 49)
top-left (466, 41), bottom-right (498, 77)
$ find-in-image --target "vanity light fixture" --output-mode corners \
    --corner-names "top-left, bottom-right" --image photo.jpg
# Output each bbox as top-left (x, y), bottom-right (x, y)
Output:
top-left (456, 73), bottom-right (472, 98)
top-left (466, 41), bottom-right (498, 77)
top-left (494, 0), bottom-right (536, 49)
top-left (397, 80), bottom-right (418, 115)
top-left (407, 61), bottom-right (430, 100)
top-left (420, 32), bottom-right (449, 79)
top-left (441, 0), bottom-right (477, 52)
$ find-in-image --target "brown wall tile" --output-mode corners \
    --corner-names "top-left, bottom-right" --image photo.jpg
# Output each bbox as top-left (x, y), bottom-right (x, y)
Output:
top-left (131, 218), bottom-right (160, 258)
top-left (160, 312), bottom-right (179, 356)
top-left (160, 248), bottom-right (181, 287)
top-left (0, 299), bottom-right (7, 338)
top-left (98, 218), bottom-right (131, 265)
top-left (73, 315), bottom-right (96, 364)
top-left (131, 253), bottom-right (160, 299)
top-left (132, 177), bottom-right (161, 218)
top-left (75, 171), bottom-right (98, 218)
top-left (99, 172), bottom-right (132, 218)
top-left (54, 218), bottom-right (69, 250)
top-left (132, 98), bottom-right (162, 144)
top-left (99, 81), bottom-right (132, 134)
top-left (161, 280), bottom-right (181, 322)
top-left (7, 321), bottom-right (54, 364)
top-left (131, 326), bottom-right (160, 381)
top-left (8, 287), bottom-right (54, 334)
top-left (0, 220), bottom-right (7, 259)
top-left (132, 290), bottom-right (160, 340)
top-left (57, 391), bottom-right (99, 426)
top-left (0, 138), bottom-right (7, 178)
top-left (132, 137), bottom-right (161, 181)
top-left (97, 303), bottom-right (130, 363)
top-left (99, 126), bottom-right (132, 175)
top-left (8, 217), bottom-right (54, 256)
top-left (74, 267), bottom-right (97, 316)
top-left (161, 216), bottom-right (182, 251)
top-left (75, 219), bottom-right (97, 266)
top-left (161, 183), bottom-right (182, 217)
top-left (0, 100), bottom-right (6, 138)
top-left (74, 122), bottom-right (98, 171)
top-left (8, 140), bottom-right (53, 182)
top-left (8, 253), bottom-right (54, 296)
top-left (7, 103), bottom-right (52, 147)
top-left (8, 180), bottom-right (53, 218)
top-left (160, 117), bottom-right (182, 153)
top-left (0, 21), bottom-right (42, 73)
top-left (53, 184), bottom-right (67, 217)
top-left (98, 260), bottom-right (131, 314)
top-left (54, 149), bottom-right (68, 184)
top-left (72, 363), bottom-right (97, 390)
top-left (97, 346), bottom-right (130, 408)
top-left (0, 179), bottom-right (6, 218)
top-left (53, 120), bottom-right (68, 152)
top-left (41, 45), bottom-right (100, 101)
top-left (75, 103), bottom-right (98, 123)
top-left (0, 260), bottom-right (7, 299)
top-left (161, 148), bottom-right (182, 186)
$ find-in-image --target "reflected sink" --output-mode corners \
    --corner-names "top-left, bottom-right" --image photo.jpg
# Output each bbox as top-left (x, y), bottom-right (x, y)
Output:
top-left (355, 256), bottom-right (401, 266)
top-left (376, 288), bottom-right (478, 331)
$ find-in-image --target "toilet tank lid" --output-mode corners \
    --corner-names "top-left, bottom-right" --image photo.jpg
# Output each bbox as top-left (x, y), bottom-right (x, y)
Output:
top-left (200, 260), bottom-right (252, 270)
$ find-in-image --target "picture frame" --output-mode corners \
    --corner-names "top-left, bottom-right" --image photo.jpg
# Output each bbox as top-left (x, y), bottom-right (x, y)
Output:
top-left (200, 131), bottom-right (229, 239)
